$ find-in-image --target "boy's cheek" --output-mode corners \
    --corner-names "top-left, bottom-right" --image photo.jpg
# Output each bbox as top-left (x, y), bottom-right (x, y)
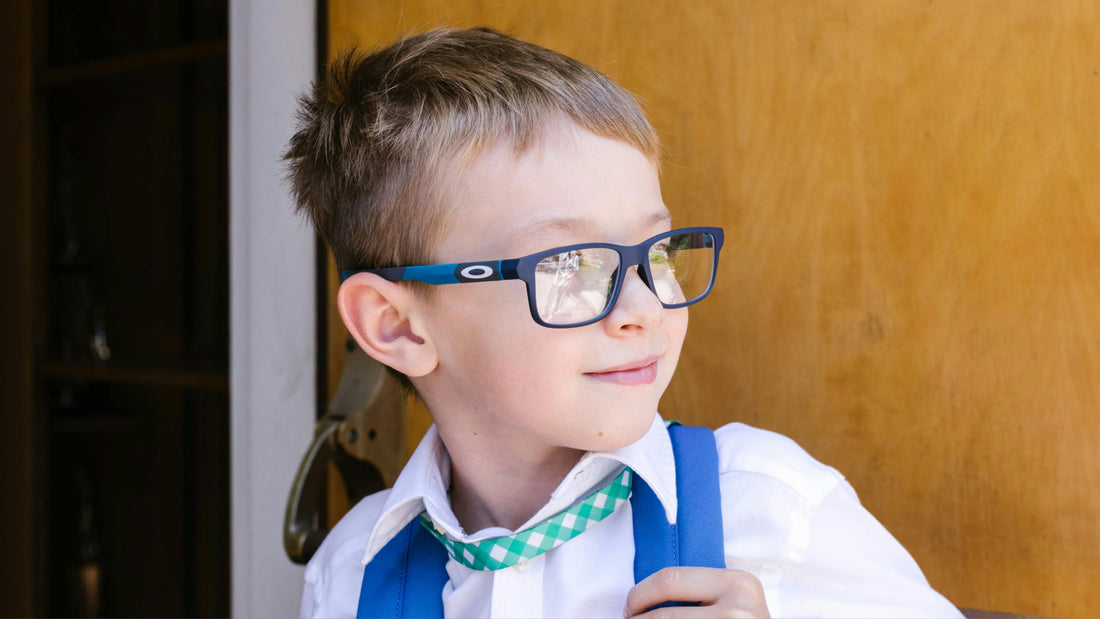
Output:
top-left (664, 309), bottom-right (690, 364)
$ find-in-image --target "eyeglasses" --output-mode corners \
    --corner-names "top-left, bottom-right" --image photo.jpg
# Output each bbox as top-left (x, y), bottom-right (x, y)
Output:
top-left (342, 227), bottom-right (724, 328)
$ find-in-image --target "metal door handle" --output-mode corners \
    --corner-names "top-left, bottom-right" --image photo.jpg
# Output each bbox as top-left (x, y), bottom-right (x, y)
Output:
top-left (283, 413), bottom-right (341, 563)
top-left (284, 341), bottom-right (408, 564)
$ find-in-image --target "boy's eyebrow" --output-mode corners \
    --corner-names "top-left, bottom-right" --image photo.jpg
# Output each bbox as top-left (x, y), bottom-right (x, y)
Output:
top-left (517, 210), bottom-right (673, 240)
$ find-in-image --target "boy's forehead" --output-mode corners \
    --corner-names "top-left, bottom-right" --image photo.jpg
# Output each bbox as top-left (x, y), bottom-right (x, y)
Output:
top-left (455, 121), bottom-right (583, 172)
top-left (453, 120), bottom-right (659, 185)
top-left (435, 129), bottom-right (667, 261)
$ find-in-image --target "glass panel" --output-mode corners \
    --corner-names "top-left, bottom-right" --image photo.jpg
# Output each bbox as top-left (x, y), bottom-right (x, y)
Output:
top-left (534, 248), bottom-right (619, 324)
top-left (650, 232), bottom-right (714, 305)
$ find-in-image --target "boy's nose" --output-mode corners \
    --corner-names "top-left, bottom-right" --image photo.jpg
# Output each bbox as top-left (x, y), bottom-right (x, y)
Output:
top-left (604, 266), bottom-right (662, 333)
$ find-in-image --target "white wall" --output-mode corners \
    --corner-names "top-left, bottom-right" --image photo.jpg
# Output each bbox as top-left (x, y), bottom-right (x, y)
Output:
top-left (230, 1), bottom-right (316, 616)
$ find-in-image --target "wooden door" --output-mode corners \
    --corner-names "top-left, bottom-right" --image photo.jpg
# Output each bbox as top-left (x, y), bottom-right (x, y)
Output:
top-left (324, 2), bottom-right (1100, 617)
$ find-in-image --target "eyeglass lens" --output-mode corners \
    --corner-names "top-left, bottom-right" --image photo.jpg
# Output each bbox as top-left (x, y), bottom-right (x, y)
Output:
top-left (532, 230), bottom-right (716, 325)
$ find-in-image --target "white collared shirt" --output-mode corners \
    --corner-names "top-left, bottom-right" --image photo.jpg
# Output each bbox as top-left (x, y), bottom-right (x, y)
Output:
top-left (301, 415), bottom-right (961, 618)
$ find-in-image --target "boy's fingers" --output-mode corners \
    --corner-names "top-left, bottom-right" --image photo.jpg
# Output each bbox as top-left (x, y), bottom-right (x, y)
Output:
top-left (623, 567), bottom-right (769, 619)
top-left (630, 607), bottom-right (759, 619)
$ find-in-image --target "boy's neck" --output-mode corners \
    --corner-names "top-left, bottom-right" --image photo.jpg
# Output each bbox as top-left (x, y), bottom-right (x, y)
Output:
top-left (441, 432), bottom-right (585, 533)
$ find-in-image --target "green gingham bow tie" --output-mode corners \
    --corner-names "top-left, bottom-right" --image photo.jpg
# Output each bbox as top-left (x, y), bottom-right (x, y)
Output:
top-left (419, 467), bottom-right (633, 571)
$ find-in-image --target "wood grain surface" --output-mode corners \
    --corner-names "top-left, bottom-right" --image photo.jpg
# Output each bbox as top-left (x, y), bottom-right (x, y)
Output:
top-left (323, 2), bottom-right (1100, 616)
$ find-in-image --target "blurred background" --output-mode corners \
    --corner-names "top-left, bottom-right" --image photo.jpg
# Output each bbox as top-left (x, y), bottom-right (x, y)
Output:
top-left (2, 1), bottom-right (1098, 618)
top-left (2, 1), bottom-right (232, 616)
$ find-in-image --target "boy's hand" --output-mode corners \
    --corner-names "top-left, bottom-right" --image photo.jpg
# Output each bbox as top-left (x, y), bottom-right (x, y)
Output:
top-left (623, 567), bottom-right (771, 618)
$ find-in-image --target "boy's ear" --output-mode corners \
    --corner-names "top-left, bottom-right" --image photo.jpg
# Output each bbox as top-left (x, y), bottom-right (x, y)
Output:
top-left (337, 273), bottom-right (437, 378)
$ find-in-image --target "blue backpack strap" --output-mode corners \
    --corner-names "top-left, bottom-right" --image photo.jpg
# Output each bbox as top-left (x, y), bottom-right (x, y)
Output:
top-left (356, 517), bottom-right (448, 618)
top-left (631, 423), bottom-right (725, 586)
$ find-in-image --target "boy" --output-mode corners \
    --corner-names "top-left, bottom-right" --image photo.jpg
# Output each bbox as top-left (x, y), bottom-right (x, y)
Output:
top-left (287, 27), bottom-right (961, 618)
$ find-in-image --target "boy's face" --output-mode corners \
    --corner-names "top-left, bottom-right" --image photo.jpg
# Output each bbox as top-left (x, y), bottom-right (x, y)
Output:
top-left (417, 125), bottom-right (688, 457)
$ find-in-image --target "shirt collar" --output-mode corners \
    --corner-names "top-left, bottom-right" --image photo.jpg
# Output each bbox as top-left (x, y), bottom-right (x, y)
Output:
top-left (360, 414), bottom-right (678, 566)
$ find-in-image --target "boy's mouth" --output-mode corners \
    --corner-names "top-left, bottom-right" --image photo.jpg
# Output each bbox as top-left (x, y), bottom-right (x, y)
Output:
top-left (584, 357), bottom-right (659, 386)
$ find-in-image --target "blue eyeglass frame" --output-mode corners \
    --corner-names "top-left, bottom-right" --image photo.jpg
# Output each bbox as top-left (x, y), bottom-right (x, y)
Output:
top-left (341, 226), bottom-right (725, 328)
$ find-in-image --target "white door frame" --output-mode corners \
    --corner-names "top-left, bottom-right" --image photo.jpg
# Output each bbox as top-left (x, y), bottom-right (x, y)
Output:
top-left (230, 1), bottom-right (316, 615)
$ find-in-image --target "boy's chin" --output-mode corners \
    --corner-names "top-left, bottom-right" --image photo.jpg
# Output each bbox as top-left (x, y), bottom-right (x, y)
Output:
top-left (577, 412), bottom-right (655, 453)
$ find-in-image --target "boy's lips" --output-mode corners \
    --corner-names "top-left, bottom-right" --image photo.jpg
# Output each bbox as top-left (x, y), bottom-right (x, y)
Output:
top-left (585, 356), bottom-right (660, 386)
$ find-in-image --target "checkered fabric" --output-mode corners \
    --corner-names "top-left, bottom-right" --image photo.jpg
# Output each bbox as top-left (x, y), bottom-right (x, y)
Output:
top-left (419, 467), bottom-right (633, 571)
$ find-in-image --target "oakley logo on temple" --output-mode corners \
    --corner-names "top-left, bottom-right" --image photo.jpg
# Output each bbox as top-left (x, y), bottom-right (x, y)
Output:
top-left (458, 264), bottom-right (497, 281)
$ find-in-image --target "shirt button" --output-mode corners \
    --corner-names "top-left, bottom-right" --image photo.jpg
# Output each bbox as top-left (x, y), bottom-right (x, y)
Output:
top-left (513, 560), bottom-right (530, 573)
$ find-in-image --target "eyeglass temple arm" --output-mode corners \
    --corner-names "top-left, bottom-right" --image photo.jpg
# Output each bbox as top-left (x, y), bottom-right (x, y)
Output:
top-left (341, 260), bottom-right (521, 285)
